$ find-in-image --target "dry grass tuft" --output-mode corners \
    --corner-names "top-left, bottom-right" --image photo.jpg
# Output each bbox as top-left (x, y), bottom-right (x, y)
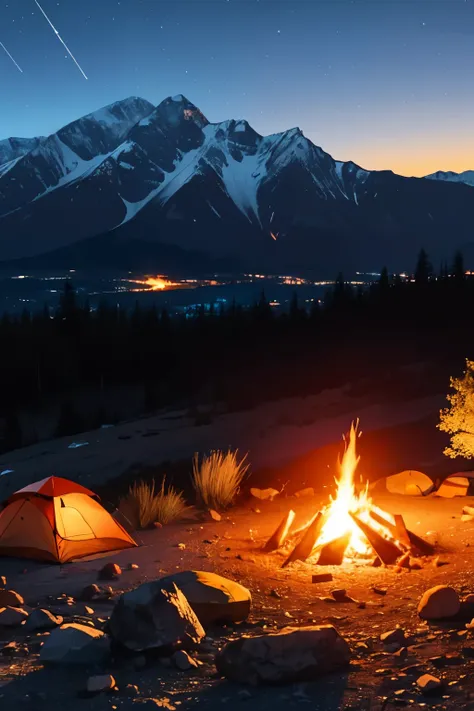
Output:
top-left (119, 478), bottom-right (188, 529)
top-left (192, 448), bottom-right (250, 511)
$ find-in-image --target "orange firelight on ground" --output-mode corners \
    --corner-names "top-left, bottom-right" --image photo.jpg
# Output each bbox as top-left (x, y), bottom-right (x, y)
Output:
top-left (317, 421), bottom-right (375, 557)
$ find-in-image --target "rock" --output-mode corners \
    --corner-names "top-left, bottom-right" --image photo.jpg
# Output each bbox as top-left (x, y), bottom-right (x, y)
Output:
top-left (128, 563), bottom-right (139, 570)
top-left (86, 674), bottom-right (116, 694)
top-left (25, 608), bottom-right (63, 631)
top-left (0, 606), bottom-right (28, 627)
top-left (418, 585), bottom-right (460, 620)
top-left (209, 509), bottom-right (221, 522)
top-left (108, 582), bottom-right (204, 652)
top-left (465, 594), bottom-right (474, 604)
top-left (311, 573), bottom-right (333, 584)
top-left (417, 674), bottom-right (443, 695)
top-left (372, 587), bottom-right (387, 596)
top-left (0, 576), bottom-right (6, 588)
top-left (381, 629), bottom-right (406, 647)
top-left (331, 589), bottom-right (349, 602)
top-left (79, 584), bottom-right (101, 601)
top-left (40, 623), bottom-right (111, 665)
top-left (215, 625), bottom-right (350, 685)
top-left (294, 488), bottom-right (314, 498)
top-left (250, 487), bottom-right (280, 501)
top-left (98, 563), bottom-right (122, 581)
top-left (157, 570), bottom-right (251, 628)
top-left (172, 650), bottom-right (198, 670)
top-left (430, 653), bottom-right (463, 668)
top-left (0, 589), bottom-right (24, 607)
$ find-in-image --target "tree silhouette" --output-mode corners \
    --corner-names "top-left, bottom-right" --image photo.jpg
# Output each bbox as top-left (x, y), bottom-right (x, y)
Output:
top-left (414, 248), bottom-right (432, 285)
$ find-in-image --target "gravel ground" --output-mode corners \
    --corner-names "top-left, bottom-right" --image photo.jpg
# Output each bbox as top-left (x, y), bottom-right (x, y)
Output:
top-left (2, 492), bottom-right (474, 710)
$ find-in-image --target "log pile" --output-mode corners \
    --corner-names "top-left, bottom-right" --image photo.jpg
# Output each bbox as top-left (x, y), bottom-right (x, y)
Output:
top-left (262, 504), bottom-right (434, 567)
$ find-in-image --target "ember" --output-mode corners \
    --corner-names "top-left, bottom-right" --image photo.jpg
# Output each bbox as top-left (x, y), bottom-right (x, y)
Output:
top-left (266, 420), bottom-right (434, 567)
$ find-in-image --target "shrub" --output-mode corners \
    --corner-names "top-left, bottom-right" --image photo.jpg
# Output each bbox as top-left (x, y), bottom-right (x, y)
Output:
top-left (119, 478), bottom-right (188, 529)
top-left (192, 449), bottom-right (250, 511)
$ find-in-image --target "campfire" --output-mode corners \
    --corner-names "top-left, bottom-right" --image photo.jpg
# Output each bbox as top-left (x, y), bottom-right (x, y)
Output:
top-left (264, 421), bottom-right (434, 567)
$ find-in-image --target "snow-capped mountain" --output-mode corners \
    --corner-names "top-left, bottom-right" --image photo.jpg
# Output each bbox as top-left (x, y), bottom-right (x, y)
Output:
top-left (0, 136), bottom-right (45, 167)
top-left (1, 94), bottom-right (474, 275)
top-left (425, 170), bottom-right (474, 188)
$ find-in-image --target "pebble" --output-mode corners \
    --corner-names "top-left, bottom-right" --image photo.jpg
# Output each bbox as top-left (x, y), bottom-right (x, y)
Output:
top-left (381, 629), bottom-right (406, 646)
top-left (417, 674), bottom-right (443, 695)
top-left (79, 584), bottom-right (101, 601)
top-left (172, 650), bottom-right (198, 671)
top-left (86, 674), bottom-right (116, 694)
top-left (98, 563), bottom-right (122, 581)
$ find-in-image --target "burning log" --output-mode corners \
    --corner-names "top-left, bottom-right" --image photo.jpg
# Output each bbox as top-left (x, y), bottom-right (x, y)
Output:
top-left (371, 508), bottom-right (433, 556)
top-left (369, 508), bottom-right (399, 540)
top-left (282, 512), bottom-right (326, 568)
top-left (393, 514), bottom-right (412, 549)
top-left (406, 529), bottom-right (435, 556)
top-left (316, 532), bottom-right (351, 566)
top-left (263, 510), bottom-right (295, 552)
top-left (349, 512), bottom-right (403, 565)
top-left (369, 509), bottom-right (410, 551)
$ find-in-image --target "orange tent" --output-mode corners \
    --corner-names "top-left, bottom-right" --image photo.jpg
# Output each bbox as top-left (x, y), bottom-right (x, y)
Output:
top-left (0, 476), bottom-right (137, 563)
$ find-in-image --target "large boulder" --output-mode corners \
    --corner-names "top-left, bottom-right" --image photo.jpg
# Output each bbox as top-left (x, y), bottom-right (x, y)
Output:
top-left (215, 625), bottom-right (350, 685)
top-left (0, 606), bottom-right (28, 627)
top-left (418, 586), bottom-right (460, 620)
top-left (158, 571), bottom-right (251, 628)
top-left (108, 582), bottom-right (204, 652)
top-left (40, 623), bottom-right (111, 665)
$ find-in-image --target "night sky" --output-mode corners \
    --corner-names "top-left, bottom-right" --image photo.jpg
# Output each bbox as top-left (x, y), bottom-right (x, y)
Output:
top-left (1, 0), bottom-right (473, 177)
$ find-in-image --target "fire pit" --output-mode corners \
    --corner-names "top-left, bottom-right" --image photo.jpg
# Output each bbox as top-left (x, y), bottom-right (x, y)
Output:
top-left (263, 421), bottom-right (434, 568)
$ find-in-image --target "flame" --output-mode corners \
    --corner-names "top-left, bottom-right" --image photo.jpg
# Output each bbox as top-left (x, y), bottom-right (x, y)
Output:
top-left (317, 421), bottom-right (373, 556)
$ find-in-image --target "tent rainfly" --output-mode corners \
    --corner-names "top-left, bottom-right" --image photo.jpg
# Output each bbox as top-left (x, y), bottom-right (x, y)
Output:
top-left (0, 476), bottom-right (137, 563)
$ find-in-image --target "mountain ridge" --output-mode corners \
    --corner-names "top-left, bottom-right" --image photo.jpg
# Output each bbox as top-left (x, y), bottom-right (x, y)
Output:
top-left (1, 94), bottom-right (474, 275)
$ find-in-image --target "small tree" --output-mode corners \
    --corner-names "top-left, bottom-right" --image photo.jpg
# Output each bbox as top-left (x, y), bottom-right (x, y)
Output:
top-left (438, 359), bottom-right (474, 458)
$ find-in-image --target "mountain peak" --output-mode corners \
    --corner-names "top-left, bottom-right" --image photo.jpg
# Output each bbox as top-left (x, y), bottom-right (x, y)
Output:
top-left (425, 169), bottom-right (474, 188)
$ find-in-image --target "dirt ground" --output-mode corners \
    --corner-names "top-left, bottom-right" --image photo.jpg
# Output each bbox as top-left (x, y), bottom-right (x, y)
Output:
top-left (0, 387), bottom-right (447, 505)
top-left (3, 491), bottom-right (474, 710)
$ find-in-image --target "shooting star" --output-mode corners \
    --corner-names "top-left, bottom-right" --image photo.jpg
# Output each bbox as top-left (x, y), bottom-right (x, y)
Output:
top-left (0, 41), bottom-right (23, 73)
top-left (34, 0), bottom-right (88, 80)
